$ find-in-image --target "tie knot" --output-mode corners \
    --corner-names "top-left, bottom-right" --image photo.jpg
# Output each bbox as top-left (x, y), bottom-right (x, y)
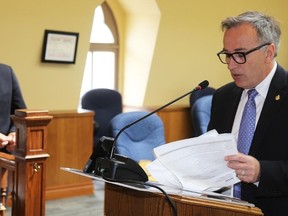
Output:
top-left (248, 89), bottom-right (258, 100)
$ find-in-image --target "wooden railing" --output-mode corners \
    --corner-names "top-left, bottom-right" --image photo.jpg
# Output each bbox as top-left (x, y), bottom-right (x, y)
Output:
top-left (0, 110), bottom-right (52, 216)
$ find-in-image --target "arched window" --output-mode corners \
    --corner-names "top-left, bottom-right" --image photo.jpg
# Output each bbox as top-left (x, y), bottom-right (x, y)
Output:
top-left (80, 2), bottom-right (119, 99)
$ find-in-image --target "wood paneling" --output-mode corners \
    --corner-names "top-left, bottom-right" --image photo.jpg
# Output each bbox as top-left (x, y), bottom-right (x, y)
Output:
top-left (46, 110), bottom-right (94, 200)
top-left (156, 105), bottom-right (193, 143)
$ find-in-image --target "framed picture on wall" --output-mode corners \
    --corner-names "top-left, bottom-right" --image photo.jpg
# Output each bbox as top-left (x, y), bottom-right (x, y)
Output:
top-left (41, 30), bottom-right (79, 64)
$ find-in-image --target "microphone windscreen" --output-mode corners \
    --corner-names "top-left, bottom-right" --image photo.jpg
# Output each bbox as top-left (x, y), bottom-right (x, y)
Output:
top-left (198, 80), bottom-right (209, 90)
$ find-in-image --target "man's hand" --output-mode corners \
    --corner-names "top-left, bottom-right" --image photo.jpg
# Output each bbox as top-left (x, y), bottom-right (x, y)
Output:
top-left (225, 153), bottom-right (261, 183)
top-left (0, 132), bottom-right (16, 152)
top-left (6, 132), bottom-right (16, 152)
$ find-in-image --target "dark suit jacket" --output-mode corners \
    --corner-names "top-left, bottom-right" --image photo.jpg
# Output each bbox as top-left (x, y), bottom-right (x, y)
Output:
top-left (208, 64), bottom-right (288, 216)
top-left (0, 63), bottom-right (26, 135)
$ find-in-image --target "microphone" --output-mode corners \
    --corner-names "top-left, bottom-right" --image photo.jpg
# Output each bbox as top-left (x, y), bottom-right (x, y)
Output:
top-left (88, 80), bottom-right (209, 182)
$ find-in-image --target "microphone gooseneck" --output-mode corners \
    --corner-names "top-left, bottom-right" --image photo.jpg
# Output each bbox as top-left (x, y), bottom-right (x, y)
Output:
top-left (92, 80), bottom-right (209, 216)
top-left (109, 80), bottom-right (209, 159)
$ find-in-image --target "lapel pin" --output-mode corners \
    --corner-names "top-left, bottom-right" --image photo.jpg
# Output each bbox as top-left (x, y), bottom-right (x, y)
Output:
top-left (275, 95), bottom-right (280, 101)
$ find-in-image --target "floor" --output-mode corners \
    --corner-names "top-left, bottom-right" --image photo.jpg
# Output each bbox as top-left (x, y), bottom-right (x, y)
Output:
top-left (5, 180), bottom-right (105, 216)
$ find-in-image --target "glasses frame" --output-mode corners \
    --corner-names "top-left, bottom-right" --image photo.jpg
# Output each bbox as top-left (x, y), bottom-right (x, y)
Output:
top-left (217, 42), bottom-right (271, 64)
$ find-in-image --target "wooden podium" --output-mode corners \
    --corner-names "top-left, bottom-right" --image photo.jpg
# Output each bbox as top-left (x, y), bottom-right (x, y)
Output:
top-left (104, 183), bottom-right (263, 216)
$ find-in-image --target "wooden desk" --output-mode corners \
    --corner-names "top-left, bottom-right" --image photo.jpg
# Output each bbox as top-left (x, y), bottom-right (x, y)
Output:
top-left (46, 110), bottom-right (94, 200)
top-left (105, 183), bottom-right (263, 216)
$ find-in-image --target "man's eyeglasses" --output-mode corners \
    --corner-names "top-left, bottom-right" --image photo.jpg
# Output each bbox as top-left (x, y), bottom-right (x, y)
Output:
top-left (217, 43), bottom-right (271, 64)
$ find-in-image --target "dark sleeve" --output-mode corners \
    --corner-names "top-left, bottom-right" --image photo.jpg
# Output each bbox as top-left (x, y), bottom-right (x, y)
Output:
top-left (257, 161), bottom-right (288, 196)
top-left (0, 64), bottom-right (26, 136)
top-left (9, 66), bottom-right (27, 133)
top-left (10, 68), bottom-right (27, 110)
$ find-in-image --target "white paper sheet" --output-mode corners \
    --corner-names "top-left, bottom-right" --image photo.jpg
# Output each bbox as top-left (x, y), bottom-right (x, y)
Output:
top-left (147, 130), bottom-right (240, 192)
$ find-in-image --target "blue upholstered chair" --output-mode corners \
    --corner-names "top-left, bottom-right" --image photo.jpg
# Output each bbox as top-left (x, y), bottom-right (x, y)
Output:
top-left (189, 87), bottom-right (215, 137)
top-left (109, 111), bottom-right (166, 162)
top-left (81, 88), bottom-right (122, 147)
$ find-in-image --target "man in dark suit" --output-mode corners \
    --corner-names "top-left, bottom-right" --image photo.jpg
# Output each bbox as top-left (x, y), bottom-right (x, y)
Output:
top-left (208, 11), bottom-right (288, 215)
top-left (0, 63), bottom-right (26, 152)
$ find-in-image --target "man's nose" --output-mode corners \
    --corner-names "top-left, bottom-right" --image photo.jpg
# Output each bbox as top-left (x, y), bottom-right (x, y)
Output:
top-left (227, 57), bottom-right (238, 70)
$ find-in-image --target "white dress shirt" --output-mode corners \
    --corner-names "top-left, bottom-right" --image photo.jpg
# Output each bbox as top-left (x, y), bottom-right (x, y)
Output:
top-left (231, 62), bottom-right (277, 142)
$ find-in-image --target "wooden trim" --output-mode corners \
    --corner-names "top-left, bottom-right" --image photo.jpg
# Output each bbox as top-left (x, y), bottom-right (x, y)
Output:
top-left (46, 182), bottom-right (94, 200)
top-left (48, 109), bottom-right (94, 118)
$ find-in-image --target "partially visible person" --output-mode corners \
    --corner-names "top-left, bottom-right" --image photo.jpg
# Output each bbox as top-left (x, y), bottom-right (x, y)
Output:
top-left (208, 11), bottom-right (288, 215)
top-left (0, 63), bottom-right (26, 153)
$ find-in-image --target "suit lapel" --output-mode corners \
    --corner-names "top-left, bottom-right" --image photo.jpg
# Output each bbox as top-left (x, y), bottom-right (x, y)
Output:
top-left (226, 86), bottom-right (242, 130)
top-left (249, 65), bottom-right (288, 155)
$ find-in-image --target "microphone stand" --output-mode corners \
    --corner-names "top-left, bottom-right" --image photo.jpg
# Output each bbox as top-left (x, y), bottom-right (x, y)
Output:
top-left (109, 82), bottom-right (207, 159)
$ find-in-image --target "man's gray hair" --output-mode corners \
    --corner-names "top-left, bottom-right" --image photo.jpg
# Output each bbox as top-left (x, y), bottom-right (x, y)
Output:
top-left (221, 11), bottom-right (281, 56)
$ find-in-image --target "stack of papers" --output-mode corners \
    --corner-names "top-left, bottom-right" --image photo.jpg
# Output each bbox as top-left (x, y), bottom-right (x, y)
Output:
top-left (147, 130), bottom-right (240, 193)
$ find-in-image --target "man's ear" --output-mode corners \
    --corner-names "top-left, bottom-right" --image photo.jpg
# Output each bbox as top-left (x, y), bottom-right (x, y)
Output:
top-left (265, 43), bottom-right (276, 63)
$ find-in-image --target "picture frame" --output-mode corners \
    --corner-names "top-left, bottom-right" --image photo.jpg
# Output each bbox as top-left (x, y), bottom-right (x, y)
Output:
top-left (41, 30), bottom-right (79, 64)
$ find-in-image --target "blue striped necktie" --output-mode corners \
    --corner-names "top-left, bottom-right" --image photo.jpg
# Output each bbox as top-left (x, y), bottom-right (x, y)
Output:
top-left (234, 89), bottom-right (258, 198)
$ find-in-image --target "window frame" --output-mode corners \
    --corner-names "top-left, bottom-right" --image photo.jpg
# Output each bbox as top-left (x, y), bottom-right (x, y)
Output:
top-left (88, 2), bottom-right (119, 90)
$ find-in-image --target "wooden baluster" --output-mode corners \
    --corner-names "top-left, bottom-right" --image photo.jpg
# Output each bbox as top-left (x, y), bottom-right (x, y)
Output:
top-left (0, 148), bottom-right (16, 215)
top-left (11, 110), bottom-right (52, 216)
top-left (0, 167), bottom-right (8, 216)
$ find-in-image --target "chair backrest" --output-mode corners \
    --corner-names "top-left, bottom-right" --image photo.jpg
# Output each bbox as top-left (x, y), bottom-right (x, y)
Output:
top-left (189, 87), bottom-right (215, 106)
top-left (109, 111), bottom-right (166, 162)
top-left (191, 95), bottom-right (213, 137)
top-left (81, 88), bottom-right (122, 142)
top-left (189, 87), bottom-right (215, 137)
